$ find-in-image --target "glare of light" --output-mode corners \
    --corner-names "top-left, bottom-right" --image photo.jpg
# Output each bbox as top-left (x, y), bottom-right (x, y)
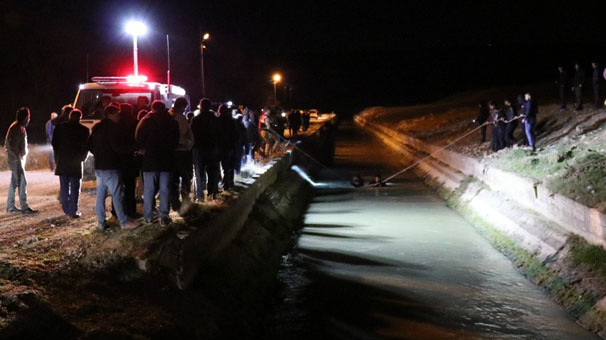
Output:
top-left (281, 112), bottom-right (287, 117)
top-left (203, 33), bottom-right (210, 41)
top-left (272, 73), bottom-right (282, 83)
top-left (125, 20), bottom-right (147, 36)
top-left (291, 165), bottom-right (326, 187)
top-left (171, 86), bottom-right (186, 96)
top-left (79, 84), bottom-right (84, 89)
top-left (126, 75), bottom-right (148, 83)
top-left (227, 100), bottom-right (233, 107)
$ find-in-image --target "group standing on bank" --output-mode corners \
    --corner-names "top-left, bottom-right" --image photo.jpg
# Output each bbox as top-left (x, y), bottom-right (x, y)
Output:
top-left (477, 61), bottom-right (606, 153)
top-left (5, 99), bottom-right (313, 231)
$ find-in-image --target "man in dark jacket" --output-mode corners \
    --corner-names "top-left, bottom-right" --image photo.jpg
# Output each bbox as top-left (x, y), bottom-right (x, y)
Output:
top-left (52, 109), bottom-right (89, 218)
top-left (503, 99), bottom-right (518, 147)
top-left (556, 66), bottom-right (568, 111)
top-left (135, 100), bottom-right (179, 225)
top-left (117, 103), bottom-right (140, 218)
top-left (473, 102), bottom-right (490, 143)
top-left (51, 105), bottom-right (73, 126)
top-left (288, 109), bottom-right (302, 137)
top-left (488, 101), bottom-right (505, 152)
top-left (191, 98), bottom-right (220, 201)
top-left (217, 104), bottom-right (238, 190)
top-left (89, 104), bottom-right (137, 230)
top-left (5, 107), bottom-right (37, 214)
top-left (573, 63), bottom-right (585, 111)
top-left (521, 93), bottom-right (538, 152)
top-left (592, 62), bottom-right (602, 109)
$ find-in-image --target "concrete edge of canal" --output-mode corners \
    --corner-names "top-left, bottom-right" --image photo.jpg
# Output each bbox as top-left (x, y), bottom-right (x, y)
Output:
top-left (354, 116), bottom-right (606, 338)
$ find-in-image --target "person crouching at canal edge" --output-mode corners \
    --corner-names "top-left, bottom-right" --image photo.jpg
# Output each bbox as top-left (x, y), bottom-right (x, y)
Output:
top-left (135, 100), bottom-right (179, 226)
top-left (5, 107), bottom-right (37, 214)
top-left (521, 93), bottom-right (538, 152)
top-left (89, 104), bottom-right (137, 230)
top-left (52, 109), bottom-right (89, 218)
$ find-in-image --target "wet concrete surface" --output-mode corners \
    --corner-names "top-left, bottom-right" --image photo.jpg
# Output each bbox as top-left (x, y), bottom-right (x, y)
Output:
top-left (264, 122), bottom-right (598, 339)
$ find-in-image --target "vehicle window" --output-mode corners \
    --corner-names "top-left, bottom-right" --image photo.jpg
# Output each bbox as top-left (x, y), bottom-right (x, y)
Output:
top-left (75, 89), bottom-right (153, 117)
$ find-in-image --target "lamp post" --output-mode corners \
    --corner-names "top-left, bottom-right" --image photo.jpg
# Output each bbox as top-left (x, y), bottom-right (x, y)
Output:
top-left (125, 20), bottom-right (147, 77)
top-left (272, 73), bottom-right (282, 103)
top-left (200, 32), bottom-right (210, 98)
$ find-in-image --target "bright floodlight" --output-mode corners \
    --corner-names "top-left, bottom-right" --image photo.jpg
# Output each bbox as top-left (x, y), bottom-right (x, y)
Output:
top-left (125, 20), bottom-right (147, 36)
top-left (272, 73), bottom-right (281, 83)
top-left (203, 33), bottom-right (210, 41)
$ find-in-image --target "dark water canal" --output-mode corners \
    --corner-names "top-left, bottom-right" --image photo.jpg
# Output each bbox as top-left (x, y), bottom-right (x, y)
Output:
top-left (264, 123), bottom-right (597, 339)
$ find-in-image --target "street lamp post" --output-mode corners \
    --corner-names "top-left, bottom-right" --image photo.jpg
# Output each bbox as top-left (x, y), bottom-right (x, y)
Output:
top-left (125, 20), bottom-right (147, 77)
top-left (272, 73), bottom-right (282, 103)
top-left (200, 32), bottom-right (210, 98)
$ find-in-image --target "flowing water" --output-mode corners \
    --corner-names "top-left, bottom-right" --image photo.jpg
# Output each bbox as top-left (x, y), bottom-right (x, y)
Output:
top-left (264, 123), bottom-right (598, 340)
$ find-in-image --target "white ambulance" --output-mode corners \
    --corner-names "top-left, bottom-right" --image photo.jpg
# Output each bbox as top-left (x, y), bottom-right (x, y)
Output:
top-left (73, 75), bottom-right (189, 130)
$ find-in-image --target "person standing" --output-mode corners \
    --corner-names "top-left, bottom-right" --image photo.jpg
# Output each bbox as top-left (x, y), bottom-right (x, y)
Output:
top-left (521, 93), bottom-right (538, 152)
top-left (257, 107), bottom-right (271, 157)
top-left (288, 109), bottom-right (302, 137)
top-left (117, 103), bottom-right (140, 218)
top-left (556, 66), bottom-right (568, 111)
top-left (5, 107), bottom-right (37, 214)
top-left (191, 98), bottom-right (220, 201)
top-left (503, 99), bottom-right (518, 147)
top-left (135, 100), bottom-right (179, 225)
top-left (488, 101), bottom-right (505, 152)
top-left (51, 109), bottom-right (89, 218)
top-left (217, 104), bottom-right (238, 190)
top-left (301, 110), bottom-right (311, 131)
top-left (474, 102), bottom-right (490, 143)
top-left (89, 104), bottom-right (136, 230)
top-left (572, 63), bottom-right (585, 111)
top-left (45, 112), bottom-right (58, 171)
top-left (51, 105), bottom-right (72, 126)
top-left (592, 62), bottom-right (602, 109)
top-left (233, 113), bottom-right (248, 173)
top-left (168, 97), bottom-right (194, 213)
top-left (243, 109), bottom-right (259, 162)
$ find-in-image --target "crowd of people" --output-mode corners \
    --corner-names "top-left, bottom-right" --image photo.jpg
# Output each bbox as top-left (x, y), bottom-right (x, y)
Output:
top-left (475, 93), bottom-right (538, 153)
top-left (5, 99), bottom-right (315, 231)
top-left (476, 62), bottom-right (606, 154)
top-left (556, 62), bottom-right (606, 111)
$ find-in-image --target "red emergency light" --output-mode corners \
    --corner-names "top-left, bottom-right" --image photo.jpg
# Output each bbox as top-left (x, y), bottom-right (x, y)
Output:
top-left (126, 75), bottom-right (148, 83)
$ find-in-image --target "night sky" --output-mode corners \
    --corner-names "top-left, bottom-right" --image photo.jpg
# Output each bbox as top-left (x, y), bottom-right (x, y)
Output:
top-left (3, 0), bottom-right (606, 141)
